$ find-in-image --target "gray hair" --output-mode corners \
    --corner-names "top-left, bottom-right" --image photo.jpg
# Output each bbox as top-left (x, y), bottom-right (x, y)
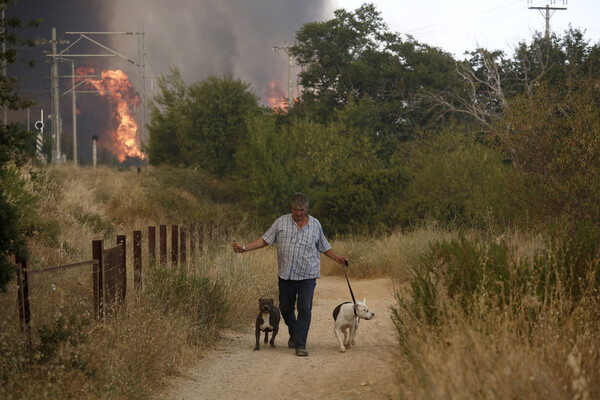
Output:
top-left (291, 192), bottom-right (309, 209)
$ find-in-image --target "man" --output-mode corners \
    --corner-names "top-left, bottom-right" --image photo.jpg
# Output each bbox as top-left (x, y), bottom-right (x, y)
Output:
top-left (232, 192), bottom-right (347, 356)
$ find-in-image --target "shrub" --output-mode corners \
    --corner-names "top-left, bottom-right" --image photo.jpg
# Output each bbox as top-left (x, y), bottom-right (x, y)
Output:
top-left (532, 219), bottom-right (600, 303)
top-left (145, 264), bottom-right (229, 341)
top-left (396, 129), bottom-right (513, 229)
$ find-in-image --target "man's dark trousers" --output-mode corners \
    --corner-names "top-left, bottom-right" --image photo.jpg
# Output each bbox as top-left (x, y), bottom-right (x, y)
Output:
top-left (278, 277), bottom-right (316, 350)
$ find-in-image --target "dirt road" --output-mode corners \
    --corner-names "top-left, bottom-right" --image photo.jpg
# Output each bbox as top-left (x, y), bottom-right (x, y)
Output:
top-left (160, 276), bottom-right (400, 400)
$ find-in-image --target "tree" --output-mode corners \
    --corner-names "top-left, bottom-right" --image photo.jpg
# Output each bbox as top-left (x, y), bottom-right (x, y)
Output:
top-left (498, 74), bottom-right (600, 224)
top-left (148, 71), bottom-right (262, 177)
top-left (0, 0), bottom-right (40, 291)
top-left (291, 4), bottom-right (391, 114)
top-left (147, 67), bottom-right (187, 165)
top-left (290, 3), bottom-right (460, 154)
top-left (184, 75), bottom-right (261, 177)
top-left (235, 114), bottom-right (379, 225)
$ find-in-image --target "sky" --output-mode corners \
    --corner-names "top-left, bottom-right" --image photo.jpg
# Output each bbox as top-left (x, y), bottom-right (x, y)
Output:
top-left (328, 0), bottom-right (600, 58)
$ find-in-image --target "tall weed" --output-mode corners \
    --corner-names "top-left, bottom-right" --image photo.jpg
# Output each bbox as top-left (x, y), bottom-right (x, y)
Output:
top-left (393, 223), bottom-right (600, 399)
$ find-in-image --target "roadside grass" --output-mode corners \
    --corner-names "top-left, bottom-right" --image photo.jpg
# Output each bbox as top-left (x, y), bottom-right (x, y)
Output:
top-left (0, 164), bottom-right (266, 399)
top-left (322, 220), bottom-right (455, 281)
top-left (391, 224), bottom-right (599, 399)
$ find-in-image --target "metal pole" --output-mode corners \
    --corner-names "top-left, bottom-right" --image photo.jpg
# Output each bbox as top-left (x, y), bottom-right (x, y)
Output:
top-left (137, 23), bottom-right (147, 163)
top-left (92, 135), bottom-right (97, 167)
top-left (273, 43), bottom-right (294, 109)
top-left (51, 27), bottom-right (61, 164)
top-left (71, 61), bottom-right (77, 165)
top-left (287, 51), bottom-right (293, 108)
top-left (2, 6), bottom-right (7, 126)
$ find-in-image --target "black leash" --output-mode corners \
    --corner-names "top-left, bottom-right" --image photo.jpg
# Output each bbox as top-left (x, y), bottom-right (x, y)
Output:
top-left (233, 240), bottom-right (264, 298)
top-left (341, 260), bottom-right (357, 316)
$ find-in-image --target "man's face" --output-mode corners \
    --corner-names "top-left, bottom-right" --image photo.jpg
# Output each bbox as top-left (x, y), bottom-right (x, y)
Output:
top-left (292, 206), bottom-right (307, 222)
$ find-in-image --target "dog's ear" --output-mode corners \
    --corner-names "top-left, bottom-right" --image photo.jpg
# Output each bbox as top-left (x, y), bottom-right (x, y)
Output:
top-left (363, 297), bottom-right (366, 304)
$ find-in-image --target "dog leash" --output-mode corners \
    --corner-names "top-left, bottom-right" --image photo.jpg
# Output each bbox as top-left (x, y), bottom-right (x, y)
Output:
top-left (341, 260), bottom-right (358, 317)
top-left (233, 240), bottom-right (264, 297)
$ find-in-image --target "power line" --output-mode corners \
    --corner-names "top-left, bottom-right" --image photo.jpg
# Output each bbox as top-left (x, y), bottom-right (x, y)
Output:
top-left (404, 1), bottom-right (523, 35)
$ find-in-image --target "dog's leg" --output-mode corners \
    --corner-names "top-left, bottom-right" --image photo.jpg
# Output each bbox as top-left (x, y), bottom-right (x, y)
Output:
top-left (254, 328), bottom-right (260, 351)
top-left (342, 326), bottom-right (351, 347)
top-left (270, 325), bottom-right (278, 347)
top-left (264, 331), bottom-right (269, 345)
top-left (334, 326), bottom-right (346, 352)
top-left (349, 318), bottom-right (358, 346)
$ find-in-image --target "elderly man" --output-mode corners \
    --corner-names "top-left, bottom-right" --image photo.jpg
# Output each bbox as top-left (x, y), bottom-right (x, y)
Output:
top-left (233, 192), bottom-right (347, 356)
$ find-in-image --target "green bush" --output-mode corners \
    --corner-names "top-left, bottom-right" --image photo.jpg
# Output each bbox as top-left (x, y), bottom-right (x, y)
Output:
top-left (398, 220), bottom-right (600, 333)
top-left (145, 264), bottom-right (229, 341)
top-left (0, 315), bottom-right (93, 399)
top-left (396, 129), bottom-right (513, 229)
top-left (311, 166), bottom-right (409, 235)
top-left (400, 235), bottom-right (514, 326)
top-left (532, 219), bottom-right (600, 303)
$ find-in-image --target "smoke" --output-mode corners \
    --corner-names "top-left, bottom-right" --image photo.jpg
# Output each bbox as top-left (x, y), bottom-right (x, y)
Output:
top-left (101, 0), bottom-right (332, 103)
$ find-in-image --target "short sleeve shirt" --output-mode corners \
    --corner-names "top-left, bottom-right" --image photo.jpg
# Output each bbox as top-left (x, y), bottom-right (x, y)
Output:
top-left (262, 214), bottom-right (331, 280)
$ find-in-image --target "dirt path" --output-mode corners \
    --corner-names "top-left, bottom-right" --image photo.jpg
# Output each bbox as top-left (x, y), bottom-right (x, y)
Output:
top-left (159, 276), bottom-right (400, 400)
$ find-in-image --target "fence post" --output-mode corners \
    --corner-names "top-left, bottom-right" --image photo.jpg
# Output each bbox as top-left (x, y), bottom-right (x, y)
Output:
top-left (171, 224), bottom-right (179, 267)
top-left (92, 239), bottom-right (104, 320)
top-left (198, 222), bottom-right (204, 252)
top-left (180, 226), bottom-right (186, 266)
top-left (117, 235), bottom-right (127, 302)
top-left (159, 225), bottom-right (167, 266)
top-left (148, 226), bottom-right (156, 264)
top-left (189, 224), bottom-right (196, 260)
top-left (15, 256), bottom-right (31, 344)
top-left (134, 230), bottom-right (142, 289)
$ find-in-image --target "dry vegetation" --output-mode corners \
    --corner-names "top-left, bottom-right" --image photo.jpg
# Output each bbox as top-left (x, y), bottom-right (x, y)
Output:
top-left (1, 164), bottom-right (598, 399)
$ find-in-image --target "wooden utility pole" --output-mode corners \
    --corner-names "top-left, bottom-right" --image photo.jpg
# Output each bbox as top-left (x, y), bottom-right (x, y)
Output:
top-left (527, 0), bottom-right (568, 41)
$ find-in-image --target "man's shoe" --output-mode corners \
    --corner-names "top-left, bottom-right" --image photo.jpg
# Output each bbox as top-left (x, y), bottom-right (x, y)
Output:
top-left (295, 348), bottom-right (308, 357)
top-left (288, 336), bottom-right (295, 349)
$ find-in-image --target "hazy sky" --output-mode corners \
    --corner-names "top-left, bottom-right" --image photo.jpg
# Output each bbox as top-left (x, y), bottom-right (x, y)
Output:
top-left (329, 0), bottom-right (600, 58)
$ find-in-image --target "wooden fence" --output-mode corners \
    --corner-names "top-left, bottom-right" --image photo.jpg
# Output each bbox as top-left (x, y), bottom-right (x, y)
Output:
top-left (15, 223), bottom-right (214, 336)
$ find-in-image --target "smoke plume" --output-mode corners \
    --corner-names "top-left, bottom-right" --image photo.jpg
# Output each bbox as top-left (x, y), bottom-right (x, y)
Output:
top-left (102, 0), bottom-right (331, 103)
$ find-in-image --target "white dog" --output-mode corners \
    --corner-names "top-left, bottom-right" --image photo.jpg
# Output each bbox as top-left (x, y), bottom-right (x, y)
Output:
top-left (332, 298), bottom-right (375, 353)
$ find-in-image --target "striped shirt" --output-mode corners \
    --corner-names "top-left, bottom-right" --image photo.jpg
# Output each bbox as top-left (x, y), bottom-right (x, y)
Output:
top-left (262, 214), bottom-right (331, 280)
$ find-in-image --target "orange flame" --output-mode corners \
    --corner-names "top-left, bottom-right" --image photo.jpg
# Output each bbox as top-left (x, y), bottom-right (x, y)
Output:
top-left (76, 66), bottom-right (144, 162)
top-left (263, 80), bottom-right (288, 109)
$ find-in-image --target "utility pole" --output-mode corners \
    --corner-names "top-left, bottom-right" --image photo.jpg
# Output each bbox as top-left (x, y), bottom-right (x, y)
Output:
top-left (273, 42), bottom-right (294, 109)
top-left (528, 0), bottom-right (567, 41)
top-left (2, 5), bottom-right (7, 126)
top-left (50, 27), bottom-right (61, 164)
top-left (137, 23), bottom-right (147, 164)
top-left (71, 61), bottom-right (77, 165)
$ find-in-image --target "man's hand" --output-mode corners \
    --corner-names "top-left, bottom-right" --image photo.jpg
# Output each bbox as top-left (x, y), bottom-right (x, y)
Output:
top-left (232, 240), bottom-right (244, 253)
top-left (324, 249), bottom-right (347, 265)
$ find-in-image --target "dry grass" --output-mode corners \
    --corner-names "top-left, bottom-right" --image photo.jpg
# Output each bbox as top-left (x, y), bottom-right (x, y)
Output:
top-left (391, 230), bottom-right (599, 400)
top-left (322, 220), bottom-right (455, 281)
top-left (0, 164), bottom-right (269, 399)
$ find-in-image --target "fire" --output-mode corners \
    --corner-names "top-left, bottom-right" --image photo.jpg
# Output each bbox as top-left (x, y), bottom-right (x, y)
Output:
top-left (263, 80), bottom-right (288, 109)
top-left (76, 66), bottom-right (144, 162)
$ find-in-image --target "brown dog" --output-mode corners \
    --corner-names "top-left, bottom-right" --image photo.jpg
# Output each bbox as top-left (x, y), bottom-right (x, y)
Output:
top-left (254, 298), bottom-right (280, 351)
